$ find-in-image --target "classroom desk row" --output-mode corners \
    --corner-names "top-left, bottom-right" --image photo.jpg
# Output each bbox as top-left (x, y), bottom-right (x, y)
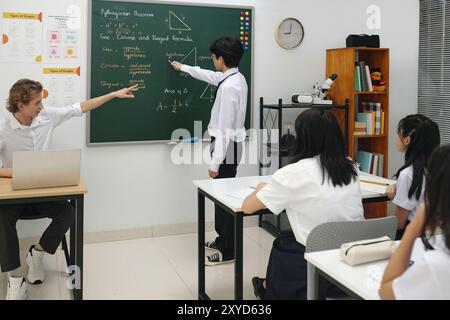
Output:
top-left (193, 172), bottom-right (392, 300)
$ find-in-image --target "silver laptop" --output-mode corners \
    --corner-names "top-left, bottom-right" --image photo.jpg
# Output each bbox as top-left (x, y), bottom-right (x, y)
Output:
top-left (12, 149), bottom-right (81, 190)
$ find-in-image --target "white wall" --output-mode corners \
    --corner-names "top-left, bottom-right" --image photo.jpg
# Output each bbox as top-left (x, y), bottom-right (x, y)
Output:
top-left (0, 0), bottom-right (419, 237)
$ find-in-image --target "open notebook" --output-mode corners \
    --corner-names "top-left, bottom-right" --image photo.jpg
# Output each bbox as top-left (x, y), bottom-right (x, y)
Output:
top-left (360, 175), bottom-right (395, 194)
top-left (227, 187), bottom-right (256, 201)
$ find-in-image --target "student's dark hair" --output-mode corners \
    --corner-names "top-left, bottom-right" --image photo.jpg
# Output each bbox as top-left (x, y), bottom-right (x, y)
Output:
top-left (289, 108), bottom-right (357, 187)
top-left (209, 37), bottom-right (244, 68)
top-left (421, 144), bottom-right (450, 251)
top-left (7, 79), bottom-right (43, 113)
top-left (394, 114), bottom-right (440, 200)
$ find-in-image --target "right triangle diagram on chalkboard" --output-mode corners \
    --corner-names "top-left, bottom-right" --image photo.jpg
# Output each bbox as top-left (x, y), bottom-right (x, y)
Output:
top-left (181, 47), bottom-right (197, 66)
top-left (169, 10), bottom-right (191, 31)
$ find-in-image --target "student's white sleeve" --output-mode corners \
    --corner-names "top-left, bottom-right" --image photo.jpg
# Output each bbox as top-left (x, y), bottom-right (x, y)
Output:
top-left (392, 171), bottom-right (417, 211)
top-left (210, 87), bottom-right (237, 172)
top-left (180, 65), bottom-right (222, 86)
top-left (256, 172), bottom-right (292, 215)
top-left (43, 103), bottom-right (83, 128)
top-left (392, 258), bottom-right (435, 300)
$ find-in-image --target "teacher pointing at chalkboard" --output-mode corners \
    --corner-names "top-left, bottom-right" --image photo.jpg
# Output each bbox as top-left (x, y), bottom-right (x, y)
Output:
top-left (0, 79), bottom-right (139, 300)
top-left (169, 37), bottom-right (248, 266)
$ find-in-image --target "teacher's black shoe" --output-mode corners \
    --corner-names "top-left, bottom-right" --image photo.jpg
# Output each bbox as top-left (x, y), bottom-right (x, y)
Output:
top-left (252, 277), bottom-right (266, 300)
top-left (205, 250), bottom-right (234, 266)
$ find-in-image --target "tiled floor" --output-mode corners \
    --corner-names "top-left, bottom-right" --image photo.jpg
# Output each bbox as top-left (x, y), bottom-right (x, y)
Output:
top-left (0, 226), bottom-right (275, 300)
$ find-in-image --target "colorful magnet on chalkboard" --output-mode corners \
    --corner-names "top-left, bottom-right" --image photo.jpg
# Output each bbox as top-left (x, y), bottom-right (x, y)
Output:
top-left (241, 11), bottom-right (244, 15)
top-left (245, 23), bottom-right (249, 26)
top-left (245, 37), bottom-right (248, 41)
top-left (245, 27), bottom-right (249, 30)
top-left (245, 47), bottom-right (249, 50)
top-left (245, 31), bottom-right (249, 35)
top-left (240, 17), bottom-right (244, 21)
top-left (246, 11), bottom-right (250, 16)
top-left (240, 37), bottom-right (244, 40)
top-left (245, 42), bottom-right (248, 45)
top-left (240, 27), bottom-right (244, 30)
top-left (246, 17), bottom-right (249, 21)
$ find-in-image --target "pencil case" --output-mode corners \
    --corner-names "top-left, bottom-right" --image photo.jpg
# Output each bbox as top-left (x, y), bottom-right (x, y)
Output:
top-left (340, 236), bottom-right (397, 266)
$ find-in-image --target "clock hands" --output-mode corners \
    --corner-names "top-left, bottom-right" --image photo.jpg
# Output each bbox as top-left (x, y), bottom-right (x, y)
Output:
top-left (284, 23), bottom-right (292, 35)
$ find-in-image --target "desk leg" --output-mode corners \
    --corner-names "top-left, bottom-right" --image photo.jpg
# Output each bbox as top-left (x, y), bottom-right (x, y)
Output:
top-left (307, 262), bottom-right (327, 300)
top-left (234, 214), bottom-right (243, 300)
top-left (198, 191), bottom-right (208, 300)
top-left (73, 196), bottom-right (84, 300)
top-left (69, 200), bottom-right (76, 267)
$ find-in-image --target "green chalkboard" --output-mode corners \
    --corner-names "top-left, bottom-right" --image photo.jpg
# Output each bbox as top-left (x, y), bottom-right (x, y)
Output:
top-left (88, 0), bottom-right (253, 144)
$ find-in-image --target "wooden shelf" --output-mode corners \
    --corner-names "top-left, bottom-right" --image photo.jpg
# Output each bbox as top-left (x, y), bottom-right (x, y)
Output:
top-left (354, 91), bottom-right (388, 95)
top-left (354, 134), bottom-right (387, 139)
top-left (327, 47), bottom-right (389, 219)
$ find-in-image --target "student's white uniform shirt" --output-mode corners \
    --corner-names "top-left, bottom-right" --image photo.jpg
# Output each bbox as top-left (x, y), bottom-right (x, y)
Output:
top-left (256, 156), bottom-right (364, 245)
top-left (393, 239), bottom-right (450, 300)
top-left (0, 103), bottom-right (82, 168)
top-left (180, 65), bottom-right (248, 172)
top-left (393, 166), bottom-right (425, 221)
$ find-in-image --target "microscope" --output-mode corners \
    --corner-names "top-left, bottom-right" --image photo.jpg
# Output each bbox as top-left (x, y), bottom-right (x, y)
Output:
top-left (292, 74), bottom-right (338, 105)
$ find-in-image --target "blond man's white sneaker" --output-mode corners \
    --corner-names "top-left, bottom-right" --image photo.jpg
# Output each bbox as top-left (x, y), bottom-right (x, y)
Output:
top-left (6, 276), bottom-right (28, 300)
top-left (26, 245), bottom-right (46, 284)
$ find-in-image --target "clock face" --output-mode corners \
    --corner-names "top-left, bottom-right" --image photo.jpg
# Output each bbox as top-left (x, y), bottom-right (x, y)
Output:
top-left (276, 18), bottom-right (304, 49)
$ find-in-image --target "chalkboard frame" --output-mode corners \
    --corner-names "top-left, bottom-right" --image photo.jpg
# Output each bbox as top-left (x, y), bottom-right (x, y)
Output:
top-left (87, 0), bottom-right (255, 145)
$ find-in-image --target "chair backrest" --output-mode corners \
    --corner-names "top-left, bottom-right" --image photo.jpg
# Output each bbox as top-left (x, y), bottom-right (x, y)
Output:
top-left (305, 216), bottom-right (397, 253)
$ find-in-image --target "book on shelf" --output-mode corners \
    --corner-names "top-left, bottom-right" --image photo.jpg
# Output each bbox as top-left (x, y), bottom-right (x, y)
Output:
top-left (359, 61), bottom-right (368, 91)
top-left (374, 102), bottom-right (381, 134)
top-left (357, 112), bottom-right (374, 135)
top-left (354, 121), bottom-right (367, 135)
top-left (354, 63), bottom-right (361, 91)
top-left (365, 65), bottom-right (373, 92)
top-left (355, 61), bottom-right (374, 92)
top-left (359, 102), bottom-right (383, 135)
top-left (357, 151), bottom-right (384, 176)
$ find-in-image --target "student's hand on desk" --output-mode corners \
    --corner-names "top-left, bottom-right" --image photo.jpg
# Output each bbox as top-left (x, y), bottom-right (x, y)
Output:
top-left (386, 183), bottom-right (396, 199)
top-left (0, 168), bottom-right (12, 178)
top-left (208, 170), bottom-right (218, 178)
top-left (114, 84), bottom-right (140, 99)
top-left (256, 182), bottom-right (268, 192)
top-left (168, 60), bottom-right (183, 71)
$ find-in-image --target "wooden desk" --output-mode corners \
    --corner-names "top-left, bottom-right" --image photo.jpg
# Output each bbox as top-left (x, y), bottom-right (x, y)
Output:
top-left (0, 178), bottom-right (87, 300)
top-left (193, 174), bottom-right (390, 300)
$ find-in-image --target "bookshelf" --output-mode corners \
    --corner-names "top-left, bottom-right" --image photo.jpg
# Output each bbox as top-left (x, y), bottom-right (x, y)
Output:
top-left (326, 47), bottom-right (389, 219)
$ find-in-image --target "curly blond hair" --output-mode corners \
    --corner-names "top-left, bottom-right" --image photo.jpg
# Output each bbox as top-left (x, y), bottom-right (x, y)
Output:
top-left (7, 79), bottom-right (43, 113)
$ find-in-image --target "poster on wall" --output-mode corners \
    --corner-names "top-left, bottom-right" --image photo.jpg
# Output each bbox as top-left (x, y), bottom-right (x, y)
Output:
top-left (42, 66), bottom-right (81, 108)
top-left (1, 12), bottom-right (43, 62)
top-left (44, 12), bottom-right (81, 63)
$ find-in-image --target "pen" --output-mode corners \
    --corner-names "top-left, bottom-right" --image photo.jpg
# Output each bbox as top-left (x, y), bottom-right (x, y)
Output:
top-left (249, 186), bottom-right (256, 190)
top-left (360, 179), bottom-right (390, 186)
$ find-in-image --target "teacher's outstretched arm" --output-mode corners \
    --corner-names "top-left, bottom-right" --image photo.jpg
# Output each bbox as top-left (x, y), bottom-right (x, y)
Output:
top-left (80, 84), bottom-right (140, 113)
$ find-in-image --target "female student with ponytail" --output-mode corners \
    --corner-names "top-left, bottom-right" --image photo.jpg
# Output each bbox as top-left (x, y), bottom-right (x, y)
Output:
top-left (386, 114), bottom-right (440, 239)
top-left (379, 144), bottom-right (450, 300)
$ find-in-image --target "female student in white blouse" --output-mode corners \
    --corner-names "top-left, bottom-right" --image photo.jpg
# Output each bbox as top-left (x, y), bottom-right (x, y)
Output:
top-left (385, 115), bottom-right (440, 240)
top-left (242, 108), bottom-right (364, 300)
top-left (380, 144), bottom-right (450, 300)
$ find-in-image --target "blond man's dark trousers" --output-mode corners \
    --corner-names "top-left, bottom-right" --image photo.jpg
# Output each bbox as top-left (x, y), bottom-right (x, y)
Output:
top-left (0, 201), bottom-right (75, 272)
